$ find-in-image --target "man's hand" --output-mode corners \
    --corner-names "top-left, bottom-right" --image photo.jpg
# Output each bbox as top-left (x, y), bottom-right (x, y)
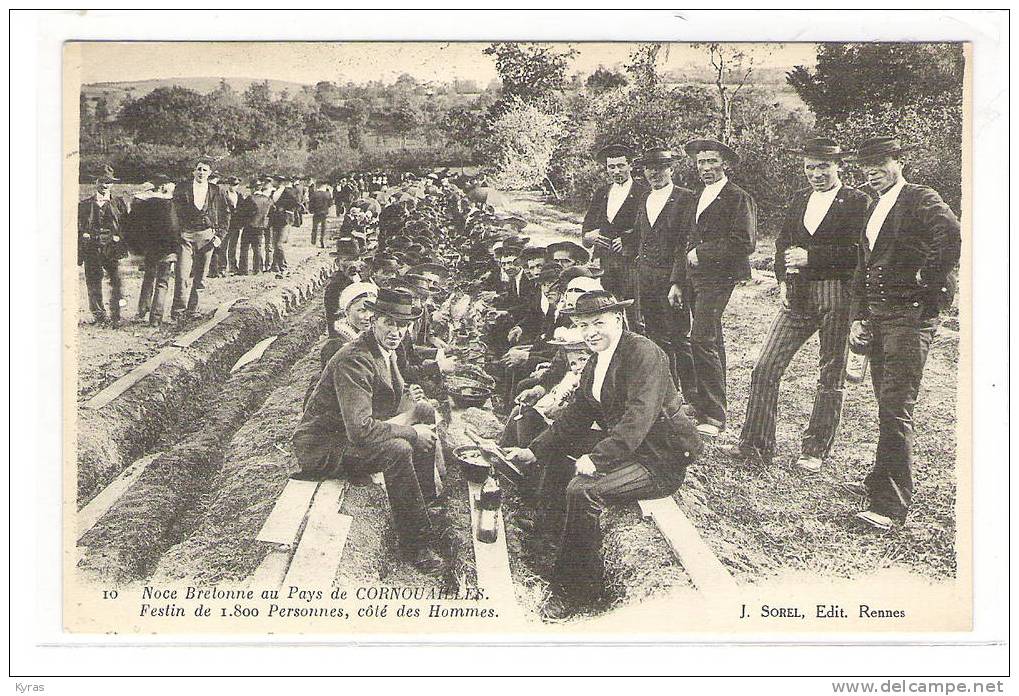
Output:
top-left (667, 283), bottom-right (684, 308)
top-left (779, 281), bottom-right (790, 310)
top-left (411, 423), bottom-right (436, 452)
top-left (785, 246), bottom-right (808, 269)
top-left (574, 454), bottom-right (597, 477)
top-left (687, 248), bottom-right (699, 267)
top-left (582, 229), bottom-right (601, 248)
top-left (505, 447), bottom-right (536, 466)
top-left (406, 383), bottom-right (426, 402)
top-left (849, 320), bottom-right (871, 352)
top-left (503, 347), bottom-right (530, 367)
top-left (515, 385), bottom-right (546, 406)
top-left (507, 326), bottom-right (523, 344)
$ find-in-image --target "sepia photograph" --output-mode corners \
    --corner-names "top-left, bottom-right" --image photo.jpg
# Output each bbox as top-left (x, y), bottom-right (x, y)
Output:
top-left (59, 34), bottom-right (975, 636)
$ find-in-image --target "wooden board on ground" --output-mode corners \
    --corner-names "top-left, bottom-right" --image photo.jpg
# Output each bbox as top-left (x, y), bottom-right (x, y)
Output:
top-left (638, 496), bottom-right (737, 592)
top-left (467, 480), bottom-right (520, 619)
top-left (246, 549), bottom-right (292, 591)
top-left (231, 335), bottom-right (279, 373)
top-left (256, 478), bottom-right (321, 546)
top-left (282, 480), bottom-right (351, 589)
top-left (83, 350), bottom-right (178, 410)
top-left (77, 452), bottom-right (163, 539)
top-left (172, 297), bottom-right (242, 348)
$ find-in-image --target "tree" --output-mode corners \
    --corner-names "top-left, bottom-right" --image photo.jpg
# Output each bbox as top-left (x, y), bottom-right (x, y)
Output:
top-left (483, 42), bottom-right (578, 112)
top-left (117, 86), bottom-right (214, 148)
top-left (585, 66), bottom-right (628, 95)
top-left (700, 43), bottom-right (759, 143)
top-left (243, 80), bottom-right (273, 110)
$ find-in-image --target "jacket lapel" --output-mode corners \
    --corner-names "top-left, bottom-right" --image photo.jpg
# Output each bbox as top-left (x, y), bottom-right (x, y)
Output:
top-left (872, 186), bottom-right (909, 254)
top-left (366, 333), bottom-right (396, 396)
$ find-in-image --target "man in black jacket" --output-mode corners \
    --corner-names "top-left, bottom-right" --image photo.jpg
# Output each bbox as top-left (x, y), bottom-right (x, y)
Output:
top-left (673, 138), bottom-right (757, 437)
top-left (633, 147), bottom-right (697, 398)
top-left (170, 158), bottom-right (228, 319)
top-left (841, 136), bottom-right (961, 531)
top-left (581, 143), bottom-right (646, 302)
top-left (723, 138), bottom-right (871, 469)
top-left (78, 174), bottom-right (129, 327)
top-left (131, 175), bottom-right (178, 326)
top-left (507, 291), bottom-right (701, 599)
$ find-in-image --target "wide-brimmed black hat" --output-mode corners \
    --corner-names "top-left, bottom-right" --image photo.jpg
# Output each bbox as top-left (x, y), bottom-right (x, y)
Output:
top-left (555, 265), bottom-right (594, 291)
top-left (408, 262), bottom-right (450, 284)
top-left (537, 264), bottom-right (562, 284)
top-left (331, 237), bottom-right (363, 258)
top-left (683, 138), bottom-right (741, 164)
top-left (850, 136), bottom-right (916, 163)
top-left (635, 147), bottom-right (679, 167)
top-left (547, 240), bottom-right (590, 264)
top-left (518, 245), bottom-right (547, 262)
top-left (596, 143), bottom-right (635, 162)
top-left (365, 287), bottom-right (422, 320)
top-left (562, 290), bottom-right (634, 317)
top-left (95, 174), bottom-right (120, 185)
top-left (393, 273), bottom-right (435, 299)
top-left (785, 137), bottom-right (851, 161)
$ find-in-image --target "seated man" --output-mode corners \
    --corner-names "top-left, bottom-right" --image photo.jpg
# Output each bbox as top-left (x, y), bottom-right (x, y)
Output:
top-left (506, 291), bottom-right (702, 599)
top-left (292, 288), bottom-right (444, 575)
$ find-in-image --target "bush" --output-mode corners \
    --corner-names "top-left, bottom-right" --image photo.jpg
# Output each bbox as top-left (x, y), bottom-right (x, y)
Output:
top-left (486, 98), bottom-right (566, 190)
top-left (80, 143), bottom-right (207, 183)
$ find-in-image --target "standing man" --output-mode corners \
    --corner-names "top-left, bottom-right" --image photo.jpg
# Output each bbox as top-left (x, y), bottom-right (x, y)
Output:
top-left (209, 176), bottom-right (240, 277)
top-left (239, 178), bottom-right (273, 275)
top-left (269, 175), bottom-right (301, 274)
top-left (132, 174), bottom-right (177, 327)
top-left (293, 288), bottom-right (445, 575)
top-left (78, 174), bottom-right (129, 327)
top-left (842, 136), bottom-right (961, 530)
top-left (724, 138), bottom-right (871, 469)
top-left (506, 291), bottom-right (701, 600)
top-left (632, 147), bottom-right (697, 398)
top-left (309, 181), bottom-right (333, 248)
top-left (171, 158), bottom-right (228, 320)
top-left (581, 143), bottom-right (646, 304)
top-left (677, 138), bottom-right (757, 437)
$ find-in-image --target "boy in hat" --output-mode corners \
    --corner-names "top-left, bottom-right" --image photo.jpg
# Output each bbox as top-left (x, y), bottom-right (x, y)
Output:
top-left (170, 157), bottom-right (228, 320)
top-left (841, 136), bottom-right (961, 530)
top-left (78, 174), bottom-right (129, 327)
top-left (506, 291), bottom-right (700, 600)
top-left (324, 237), bottom-right (365, 335)
top-left (724, 138), bottom-right (871, 470)
top-left (294, 287), bottom-right (445, 575)
top-left (582, 143), bottom-right (647, 302)
top-left (674, 138), bottom-right (757, 437)
top-left (547, 241), bottom-right (590, 272)
top-left (632, 147), bottom-right (697, 396)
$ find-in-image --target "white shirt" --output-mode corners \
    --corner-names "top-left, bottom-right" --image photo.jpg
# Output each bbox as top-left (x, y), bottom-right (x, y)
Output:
top-left (591, 331), bottom-right (623, 402)
top-left (696, 175), bottom-right (728, 222)
top-left (540, 293), bottom-right (550, 315)
top-left (605, 178), bottom-right (632, 223)
top-left (225, 190), bottom-right (238, 208)
top-left (865, 178), bottom-right (907, 250)
top-left (645, 182), bottom-right (674, 227)
top-left (802, 183), bottom-right (843, 235)
top-left (192, 180), bottom-right (209, 210)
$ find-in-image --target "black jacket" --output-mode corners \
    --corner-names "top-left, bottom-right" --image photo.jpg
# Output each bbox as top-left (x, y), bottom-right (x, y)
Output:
top-left (853, 183), bottom-right (961, 319)
top-left (679, 180), bottom-right (757, 285)
top-left (631, 184), bottom-right (695, 292)
top-left (529, 331), bottom-right (701, 489)
top-left (775, 185), bottom-right (872, 282)
top-left (582, 179), bottom-right (648, 264)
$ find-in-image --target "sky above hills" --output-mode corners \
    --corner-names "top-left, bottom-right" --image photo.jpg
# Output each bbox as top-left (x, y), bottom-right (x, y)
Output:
top-left (75, 41), bottom-right (818, 87)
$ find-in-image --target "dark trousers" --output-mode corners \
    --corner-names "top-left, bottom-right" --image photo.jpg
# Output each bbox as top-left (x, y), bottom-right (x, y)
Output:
top-left (863, 305), bottom-right (937, 519)
top-left (686, 281), bottom-right (736, 425)
top-left (270, 224), bottom-right (289, 272)
top-left (556, 461), bottom-right (670, 596)
top-left (138, 255), bottom-right (174, 325)
top-left (311, 214), bottom-right (328, 247)
top-left (212, 226), bottom-right (242, 274)
top-left (740, 278), bottom-right (853, 458)
top-left (172, 231), bottom-right (215, 317)
top-left (499, 406), bottom-right (549, 450)
top-left (239, 228), bottom-right (265, 275)
top-left (82, 253), bottom-right (123, 321)
top-left (292, 434), bottom-right (434, 550)
top-left (638, 273), bottom-right (696, 401)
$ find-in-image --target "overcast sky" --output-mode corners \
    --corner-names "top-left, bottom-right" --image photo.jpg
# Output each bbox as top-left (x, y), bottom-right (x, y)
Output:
top-left (76, 42), bottom-right (818, 86)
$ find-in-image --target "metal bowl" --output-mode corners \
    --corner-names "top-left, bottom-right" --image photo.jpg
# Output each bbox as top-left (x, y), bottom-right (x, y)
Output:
top-left (452, 446), bottom-right (492, 484)
top-left (449, 384), bottom-right (492, 409)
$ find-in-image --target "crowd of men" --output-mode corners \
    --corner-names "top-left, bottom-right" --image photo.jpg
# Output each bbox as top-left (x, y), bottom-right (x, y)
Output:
top-left (79, 131), bottom-right (961, 603)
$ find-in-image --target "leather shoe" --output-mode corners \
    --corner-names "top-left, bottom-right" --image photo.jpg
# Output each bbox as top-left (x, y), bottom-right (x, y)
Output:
top-left (404, 547), bottom-right (446, 576)
top-left (796, 455), bottom-right (823, 473)
top-left (719, 443), bottom-right (770, 466)
top-left (696, 420), bottom-right (723, 438)
top-left (853, 509), bottom-right (901, 531)
top-left (839, 481), bottom-right (869, 503)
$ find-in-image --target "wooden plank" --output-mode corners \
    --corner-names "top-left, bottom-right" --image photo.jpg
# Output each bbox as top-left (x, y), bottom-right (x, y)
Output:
top-left (231, 335), bottom-right (279, 374)
top-left (77, 452), bottom-right (163, 539)
top-left (282, 480), bottom-right (351, 589)
top-left (638, 497), bottom-right (737, 592)
top-left (84, 349), bottom-right (178, 410)
top-left (246, 549), bottom-right (291, 591)
top-left (467, 480), bottom-right (519, 616)
top-left (172, 297), bottom-right (242, 348)
top-left (255, 479), bottom-right (321, 546)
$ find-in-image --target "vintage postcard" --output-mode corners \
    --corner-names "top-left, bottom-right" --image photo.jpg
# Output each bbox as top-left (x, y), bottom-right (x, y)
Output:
top-left (63, 37), bottom-right (972, 637)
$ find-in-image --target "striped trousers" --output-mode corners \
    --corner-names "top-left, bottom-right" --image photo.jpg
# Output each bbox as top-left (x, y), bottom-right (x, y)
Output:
top-left (739, 278), bottom-right (853, 459)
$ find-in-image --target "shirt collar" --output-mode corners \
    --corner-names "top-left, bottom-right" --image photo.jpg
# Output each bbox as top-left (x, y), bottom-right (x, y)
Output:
top-left (880, 177), bottom-right (907, 199)
top-left (94, 192), bottom-right (110, 204)
top-left (610, 177), bottom-right (632, 192)
top-left (810, 182), bottom-right (842, 199)
top-left (703, 175), bottom-right (728, 195)
top-left (648, 181), bottom-right (674, 198)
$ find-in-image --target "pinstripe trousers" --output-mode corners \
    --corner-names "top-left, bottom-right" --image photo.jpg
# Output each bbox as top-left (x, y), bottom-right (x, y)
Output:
top-left (554, 461), bottom-right (672, 596)
top-left (739, 278), bottom-right (853, 459)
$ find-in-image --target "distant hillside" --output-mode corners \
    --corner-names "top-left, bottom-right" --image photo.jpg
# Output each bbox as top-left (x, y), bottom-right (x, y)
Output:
top-left (81, 77), bottom-right (312, 109)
